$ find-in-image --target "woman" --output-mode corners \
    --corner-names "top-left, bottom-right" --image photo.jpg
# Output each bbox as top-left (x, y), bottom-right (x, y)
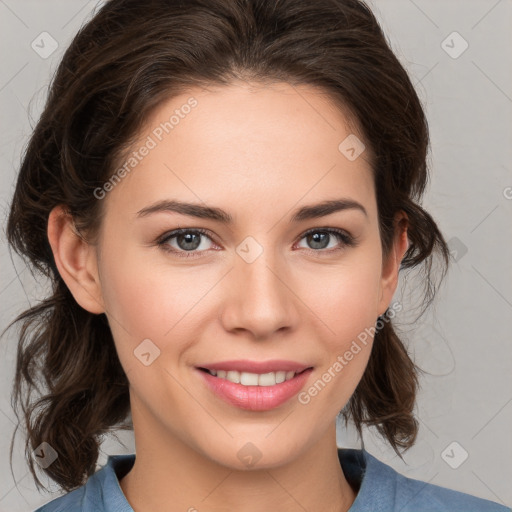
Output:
top-left (5, 0), bottom-right (509, 511)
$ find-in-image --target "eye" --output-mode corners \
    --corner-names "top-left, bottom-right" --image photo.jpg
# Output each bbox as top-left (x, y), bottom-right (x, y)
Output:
top-left (295, 228), bottom-right (356, 253)
top-left (156, 228), bottom-right (217, 258)
top-left (156, 227), bottom-right (357, 259)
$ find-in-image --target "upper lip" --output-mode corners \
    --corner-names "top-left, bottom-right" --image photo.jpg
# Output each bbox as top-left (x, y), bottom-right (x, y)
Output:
top-left (197, 359), bottom-right (312, 374)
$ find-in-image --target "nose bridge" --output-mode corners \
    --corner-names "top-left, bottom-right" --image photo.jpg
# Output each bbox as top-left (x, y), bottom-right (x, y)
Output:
top-left (221, 239), bottom-right (297, 337)
top-left (241, 250), bottom-right (281, 299)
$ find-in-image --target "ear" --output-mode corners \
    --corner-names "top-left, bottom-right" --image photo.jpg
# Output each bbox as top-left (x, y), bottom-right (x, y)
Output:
top-left (377, 211), bottom-right (409, 317)
top-left (47, 205), bottom-right (105, 314)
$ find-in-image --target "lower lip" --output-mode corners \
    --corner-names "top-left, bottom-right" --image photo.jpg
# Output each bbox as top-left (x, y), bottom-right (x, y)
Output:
top-left (197, 368), bottom-right (313, 411)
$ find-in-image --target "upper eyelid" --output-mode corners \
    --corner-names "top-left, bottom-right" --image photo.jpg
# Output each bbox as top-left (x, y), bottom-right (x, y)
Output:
top-left (159, 227), bottom-right (216, 243)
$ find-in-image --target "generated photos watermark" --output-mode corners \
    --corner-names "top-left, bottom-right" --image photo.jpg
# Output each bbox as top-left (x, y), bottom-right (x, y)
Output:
top-left (93, 97), bottom-right (198, 200)
top-left (298, 300), bottom-right (402, 405)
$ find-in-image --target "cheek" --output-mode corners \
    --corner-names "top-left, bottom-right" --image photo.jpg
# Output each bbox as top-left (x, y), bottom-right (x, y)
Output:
top-left (296, 251), bottom-right (382, 401)
top-left (303, 249), bottom-right (383, 337)
top-left (97, 247), bottom-right (218, 367)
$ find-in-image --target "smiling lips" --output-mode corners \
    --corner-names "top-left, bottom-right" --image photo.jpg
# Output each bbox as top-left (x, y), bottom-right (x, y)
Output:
top-left (196, 359), bottom-right (313, 411)
top-left (198, 359), bottom-right (311, 386)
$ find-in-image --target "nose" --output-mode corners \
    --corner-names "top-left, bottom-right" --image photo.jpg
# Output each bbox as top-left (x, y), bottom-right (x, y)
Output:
top-left (219, 249), bottom-right (299, 339)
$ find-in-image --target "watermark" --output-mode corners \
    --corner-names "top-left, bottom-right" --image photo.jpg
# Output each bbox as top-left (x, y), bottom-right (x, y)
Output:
top-left (32, 442), bottom-right (58, 469)
top-left (503, 186), bottom-right (512, 200)
top-left (338, 134), bottom-right (366, 161)
top-left (298, 301), bottom-right (402, 405)
top-left (134, 338), bottom-right (161, 366)
top-left (237, 442), bottom-right (262, 468)
top-left (31, 31), bottom-right (59, 59)
top-left (93, 97), bottom-right (198, 200)
top-left (441, 441), bottom-right (469, 469)
top-left (447, 236), bottom-right (468, 262)
top-left (236, 236), bottom-right (264, 263)
top-left (441, 31), bottom-right (469, 59)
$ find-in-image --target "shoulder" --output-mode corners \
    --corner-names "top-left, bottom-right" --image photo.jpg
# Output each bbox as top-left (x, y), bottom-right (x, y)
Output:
top-left (33, 485), bottom-right (87, 512)
top-left (33, 454), bottom-right (135, 512)
top-left (390, 462), bottom-right (510, 512)
top-left (339, 448), bottom-right (511, 512)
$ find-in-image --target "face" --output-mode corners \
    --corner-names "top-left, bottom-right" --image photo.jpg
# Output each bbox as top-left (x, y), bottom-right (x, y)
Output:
top-left (57, 81), bottom-right (405, 470)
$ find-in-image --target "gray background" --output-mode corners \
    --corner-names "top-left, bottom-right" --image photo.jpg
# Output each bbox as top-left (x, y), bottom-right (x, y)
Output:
top-left (0, 0), bottom-right (511, 510)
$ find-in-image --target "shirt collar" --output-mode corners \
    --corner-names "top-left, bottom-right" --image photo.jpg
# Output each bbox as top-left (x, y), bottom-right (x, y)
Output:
top-left (90, 447), bottom-right (393, 511)
top-left (338, 448), bottom-right (397, 511)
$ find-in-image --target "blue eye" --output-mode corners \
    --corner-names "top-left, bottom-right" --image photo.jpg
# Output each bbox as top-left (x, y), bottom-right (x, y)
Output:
top-left (157, 228), bottom-right (216, 258)
top-left (156, 227), bottom-right (356, 258)
top-left (296, 228), bottom-right (356, 253)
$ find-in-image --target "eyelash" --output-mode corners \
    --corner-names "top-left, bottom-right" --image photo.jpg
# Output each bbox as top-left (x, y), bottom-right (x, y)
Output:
top-left (156, 227), bottom-right (357, 259)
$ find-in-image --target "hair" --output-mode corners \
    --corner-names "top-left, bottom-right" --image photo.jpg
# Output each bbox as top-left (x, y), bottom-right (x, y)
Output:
top-left (4, 0), bottom-right (450, 493)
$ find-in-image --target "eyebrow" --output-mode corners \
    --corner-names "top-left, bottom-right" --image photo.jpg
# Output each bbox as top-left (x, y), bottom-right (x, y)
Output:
top-left (136, 198), bottom-right (368, 223)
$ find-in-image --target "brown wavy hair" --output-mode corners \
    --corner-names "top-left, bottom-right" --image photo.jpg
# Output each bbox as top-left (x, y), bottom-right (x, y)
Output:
top-left (4, 0), bottom-right (450, 493)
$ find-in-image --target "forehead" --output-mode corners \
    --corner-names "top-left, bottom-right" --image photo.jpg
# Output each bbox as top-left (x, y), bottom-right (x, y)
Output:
top-left (105, 81), bottom-right (376, 221)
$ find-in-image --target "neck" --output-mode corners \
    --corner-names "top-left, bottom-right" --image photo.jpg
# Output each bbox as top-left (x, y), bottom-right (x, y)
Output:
top-left (119, 400), bottom-right (356, 512)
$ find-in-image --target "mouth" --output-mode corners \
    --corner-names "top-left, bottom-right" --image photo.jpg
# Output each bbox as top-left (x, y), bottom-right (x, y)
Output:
top-left (195, 361), bottom-right (314, 411)
top-left (197, 367), bottom-right (311, 387)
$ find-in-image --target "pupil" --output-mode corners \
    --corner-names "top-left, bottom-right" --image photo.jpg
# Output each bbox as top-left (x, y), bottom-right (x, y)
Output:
top-left (178, 233), bottom-right (201, 251)
top-left (308, 232), bottom-right (329, 249)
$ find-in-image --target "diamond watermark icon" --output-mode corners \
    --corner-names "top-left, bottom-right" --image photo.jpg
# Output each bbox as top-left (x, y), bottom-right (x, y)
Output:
top-left (441, 31), bottom-right (469, 59)
top-left (32, 442), bottom-right (58, 469)
top-left (134, 338), bottom-right (161, 366)
top-left (338, 134), bottom-right (366, 161)
top-left (237, 442), bottom-right (262, 468)
top-left (31, 31), bottom-right (59, 59)
top-left (441, 441), bottom-right (469, 469)
top-left (447, 236), bottom-right (468, 262)
top-left (236, 236), bottom-right (264, 264)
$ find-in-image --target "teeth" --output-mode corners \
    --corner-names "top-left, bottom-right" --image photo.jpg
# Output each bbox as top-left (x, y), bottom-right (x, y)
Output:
top-left (226, 370), bottom-right (239, 383)
top-left (207, 369), bottom-right (299, 386)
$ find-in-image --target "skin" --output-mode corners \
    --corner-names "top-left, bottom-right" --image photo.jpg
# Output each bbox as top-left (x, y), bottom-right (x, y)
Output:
top-left (48, 81), bottom-right (408, 512)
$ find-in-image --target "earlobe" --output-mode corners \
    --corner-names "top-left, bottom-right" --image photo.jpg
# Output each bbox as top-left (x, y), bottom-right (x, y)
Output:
top-left (377, 212), bottom-right (409, 316)
top-left (47, 205), bottom-right (105, 314)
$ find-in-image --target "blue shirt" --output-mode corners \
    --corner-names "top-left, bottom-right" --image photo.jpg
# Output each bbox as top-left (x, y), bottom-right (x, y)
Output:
top-left (35, 448), bottom-right (510, 511)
